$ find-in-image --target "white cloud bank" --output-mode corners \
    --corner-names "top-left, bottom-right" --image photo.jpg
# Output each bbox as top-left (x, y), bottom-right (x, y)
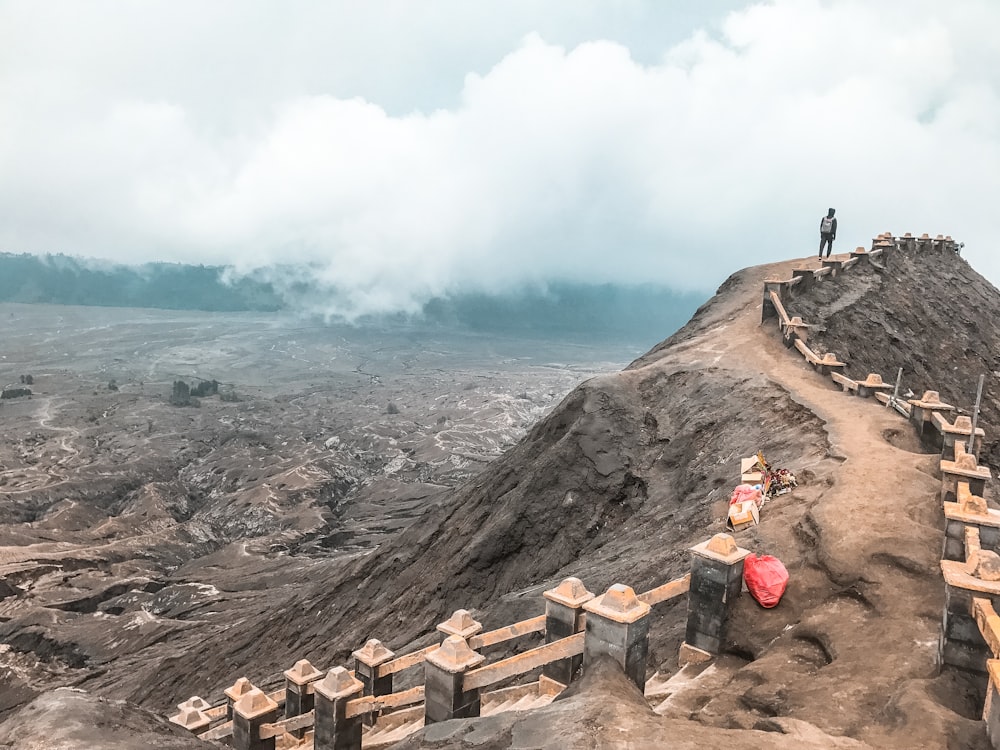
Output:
top-left (1, 0), bottom-right (999, 317)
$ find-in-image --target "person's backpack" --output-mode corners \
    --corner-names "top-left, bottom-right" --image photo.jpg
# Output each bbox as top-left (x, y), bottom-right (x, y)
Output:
top-left (820, 216), bottom-right (834, 234)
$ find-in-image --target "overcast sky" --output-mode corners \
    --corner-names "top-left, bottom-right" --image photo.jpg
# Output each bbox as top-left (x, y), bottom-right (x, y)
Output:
top-left (2, 1), bottom-right (998, 317)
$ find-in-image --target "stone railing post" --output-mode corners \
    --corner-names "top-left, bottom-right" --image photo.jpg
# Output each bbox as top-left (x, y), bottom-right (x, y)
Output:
top-left (908, 390), bottom-right (954, 445)
top-left (352, 639), bottom-right (395, 726)
top-left (313, 667), bottom-right (364, 750)
top-left (225, 677), bottom-right (255, 720)
top-left (423, 635), bottom-right (485, 724)
top-left (682, 533), bottom-right (750, 662)
top-left (232, 688), bottom-right (280, 750)
top-left (437, 609), bottom-right (483, 641)
top-left (542, 577), bottom-right (594, 685)
top-left (582, 584), bottom-right (652, 689)
top-left (168, 697), bottom-right (211, 735)
top-left (940, 546), bottom-right (1000, 676)
top-left (284, 659), bottom-right (322, 738)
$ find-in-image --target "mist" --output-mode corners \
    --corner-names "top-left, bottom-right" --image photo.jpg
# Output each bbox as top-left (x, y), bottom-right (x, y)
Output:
top-left (1, 0), bottom-right (998, 318)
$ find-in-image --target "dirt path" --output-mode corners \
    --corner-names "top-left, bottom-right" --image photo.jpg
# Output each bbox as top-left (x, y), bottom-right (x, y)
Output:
top-left (630, 255), bottom-right (971, 747)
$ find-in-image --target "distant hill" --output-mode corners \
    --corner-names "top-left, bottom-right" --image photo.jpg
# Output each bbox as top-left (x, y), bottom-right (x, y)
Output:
top-left (0, 253), bottom-right (283, 312)
top-left (0, 252), bottom-right (707, 342)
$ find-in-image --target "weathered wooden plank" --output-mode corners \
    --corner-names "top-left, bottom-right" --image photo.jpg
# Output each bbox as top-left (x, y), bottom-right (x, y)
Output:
top-left (198, 720), bottom-right (234, 742)
top-left (345, 685), bottom-right (425, 719)
top-left (637, 574), bottom-right (690, 606)
top-left (842, 257), bottom-right (859, 271)
top-left (469, 616), bottom-right (546, 650)
top-left (794, 338), bottom-right (820, 364)
top-left (967, 526), bottom-right (983, 560)
top-left (768, 291), bottom-right (791, 326)
top-left (830, 372), bottom-right (858, 392)
top-left (931, 411), bottom-right (950, 433)
top-left (813, 266), bottom-right (832, 278)
top-left (377, 645), bottom-right (438, 678)
top-left (464, 633), bottom-right (584, 692)
top-left (203, 704), bottom-right (228, 720)
top-left (973, 597), bottom-right (1000, 658)
top-left (259, 711), bottom-right (314, 740)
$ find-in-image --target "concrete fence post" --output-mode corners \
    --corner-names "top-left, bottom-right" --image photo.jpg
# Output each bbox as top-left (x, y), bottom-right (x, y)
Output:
top-left (682, 533), bottom-right (751, 662)
top-left (168, 697), bottom-right (211, 735)
top-left (908, 390), bottom-right (954, 447)
top-left (423, 635), bottom-right (485, 724)
top-left (352, 639), bottom-right (395, 726)
top-left (582, 584), bottom-right (652, 690)
top-left (313, 667), bottom-right (364, 750)
top-left (437, 609), bottom-right (483, 641)
top-left (225, 677), bottom-right (255, 720)
top-left (542, 577), bottom-right (594, 686)
top-left (284, 658), bottom-right (323, 739)
top-left (232, 687), bottom-right (280, 750)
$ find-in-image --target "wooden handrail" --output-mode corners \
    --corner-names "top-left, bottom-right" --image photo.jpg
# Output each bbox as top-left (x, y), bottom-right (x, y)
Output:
top-left (464, 633), bottom-right (584, 691)
top-left (259, 712), bottom-right (314, 740)
top-left (468, 615), bottom-right (546, 650)
top-left (345, 685), bottom-right (425, 719)
top-left (768, 291), bottom-right (791, 326)
top-left (794, 338), bottom-right (820, 364)
top-left (376, 645), bottom-right (438, 678)
top-left (203, 704), bottom-right (228, 721)
top-left (199, 720), bottom-right (233, 742)
top-left (973, 597), bottom-right (1000, 658)
top-left (637, 574), bottom-right (690, 606)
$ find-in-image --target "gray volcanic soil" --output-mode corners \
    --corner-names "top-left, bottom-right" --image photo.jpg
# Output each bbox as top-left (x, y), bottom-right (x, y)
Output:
top-left (0, 305), bottom-right (628, 717)
top-left (2, 242), bottom-right (998, 749)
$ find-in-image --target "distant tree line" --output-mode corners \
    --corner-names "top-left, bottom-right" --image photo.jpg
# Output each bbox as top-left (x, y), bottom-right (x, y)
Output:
top-left (0, 253), bottom-right (283, 312)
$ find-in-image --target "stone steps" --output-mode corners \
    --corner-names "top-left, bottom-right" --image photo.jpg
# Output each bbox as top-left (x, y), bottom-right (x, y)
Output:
top-left (647, 658), bottom-right (740, 718)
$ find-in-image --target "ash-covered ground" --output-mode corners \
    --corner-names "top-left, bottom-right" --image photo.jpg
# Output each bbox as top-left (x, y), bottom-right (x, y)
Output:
top-left (0, 303), bottom-right (634, 715)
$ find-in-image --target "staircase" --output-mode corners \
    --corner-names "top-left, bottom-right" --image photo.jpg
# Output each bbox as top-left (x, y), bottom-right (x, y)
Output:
top-left (644, 657), bottom-right (741, 718)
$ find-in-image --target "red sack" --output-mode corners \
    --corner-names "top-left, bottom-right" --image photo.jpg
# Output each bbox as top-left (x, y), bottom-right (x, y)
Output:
top-left (743, 554), bottom-right (789, 608)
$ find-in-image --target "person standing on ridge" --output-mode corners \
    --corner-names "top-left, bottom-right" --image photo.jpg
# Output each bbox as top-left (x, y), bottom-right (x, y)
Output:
top-left (818, 208), bottom-right (837, 259)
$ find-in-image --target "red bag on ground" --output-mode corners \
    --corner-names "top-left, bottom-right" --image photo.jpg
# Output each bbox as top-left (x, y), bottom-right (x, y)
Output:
top-left (743, 554), bottom-right (789, 608)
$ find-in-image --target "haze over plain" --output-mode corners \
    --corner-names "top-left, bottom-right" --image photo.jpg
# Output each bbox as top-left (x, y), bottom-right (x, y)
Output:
top-left (1, 0), bottom-right (998, 318)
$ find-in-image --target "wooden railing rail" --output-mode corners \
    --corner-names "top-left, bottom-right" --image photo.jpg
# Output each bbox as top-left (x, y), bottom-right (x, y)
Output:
top-left (468, 615), bottom-right (546, 650)
top-left (637, 574), bottom-right (690, 606)
top-left (769, 291), bottom-right (791, 326)
top-left (345, 685), bottom-right (425, 719)
top-left (973, 597), bottom-right (1000, 659)
top-left (259, 712), bottom-right (314, 740)
top-left (376, 645), bottom-right (438, 678)
top-left (464, 632), bottom-right (585, 691)
top-left (199, 720), bottom-right (234, 742)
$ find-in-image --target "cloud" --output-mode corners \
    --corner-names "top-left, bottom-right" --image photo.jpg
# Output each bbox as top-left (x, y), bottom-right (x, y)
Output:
top-left (1, 0), bottom-right (999, 318)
